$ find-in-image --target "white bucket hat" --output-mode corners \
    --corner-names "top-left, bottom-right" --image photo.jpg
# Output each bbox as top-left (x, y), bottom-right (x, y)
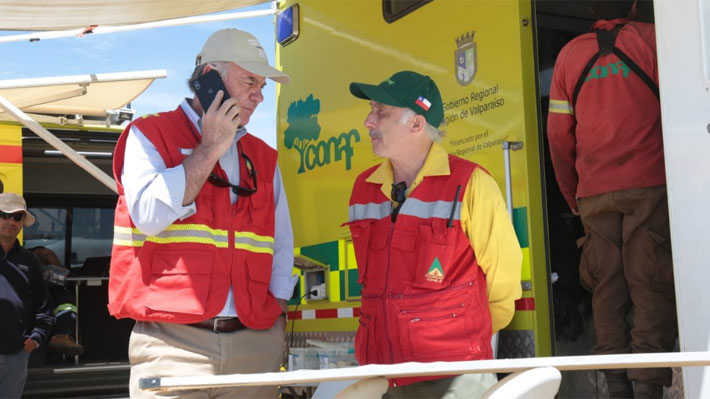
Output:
top-left (0, 192), bottom-right (35, 227)
top-left (195, 28), bottom-right (290, 84)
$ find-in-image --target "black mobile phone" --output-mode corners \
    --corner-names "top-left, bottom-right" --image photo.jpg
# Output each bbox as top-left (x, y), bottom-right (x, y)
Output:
top-left (191, 69), bottom-right (230, 111)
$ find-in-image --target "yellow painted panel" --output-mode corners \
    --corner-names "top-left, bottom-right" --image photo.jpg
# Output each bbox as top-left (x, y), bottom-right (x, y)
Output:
top-left (0, 163), bottom-right (22, 194)
top-left (328, 270), bottom-right (340, 302)
top-left (0, 124), bottom-right (22, 146)
top-left (338, 240), bottom-right (346, 271)
top-left (276, 0), bottom-right (552, 356)
top-left (289, 318), bottom-right (359, 333)
top-left (277, 0), bottom-right (538, 248)
top-left (506, 310), bottom-right (535, 331)
top-left (521, 247), bottom-right (531, 280)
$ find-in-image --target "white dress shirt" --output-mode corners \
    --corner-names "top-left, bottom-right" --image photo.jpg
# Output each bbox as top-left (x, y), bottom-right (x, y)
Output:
top-left (121, 100), bottom-right (296, 317)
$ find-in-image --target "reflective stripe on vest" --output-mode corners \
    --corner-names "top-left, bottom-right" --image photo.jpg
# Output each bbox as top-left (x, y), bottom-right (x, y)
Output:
top-left (348, 198), bottom-right (461, 222)
top-left (54, 303), bottom-right (78, 316)
top-left (549, 99), bottom-right (574, 115)
top-left (113, 224), bottom-right (229, 248)
top-left (348, 201), bottom-right (390, 221)
top-left (234, 231), bottom-right (274, 255)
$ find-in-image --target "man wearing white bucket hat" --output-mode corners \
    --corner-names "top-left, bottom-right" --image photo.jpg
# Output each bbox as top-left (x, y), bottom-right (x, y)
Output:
top-left (0, 193), bottom-right (52, 398)
top-left (109, 29), bottom-right (295, 398)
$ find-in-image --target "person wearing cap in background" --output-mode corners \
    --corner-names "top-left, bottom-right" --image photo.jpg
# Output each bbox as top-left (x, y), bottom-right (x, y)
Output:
top-left (108, 28), bottom-right (296, 399)
top-left (344, 71), bottom-right (522, 398)
top-left (0, 193), bottom-right (52, 399)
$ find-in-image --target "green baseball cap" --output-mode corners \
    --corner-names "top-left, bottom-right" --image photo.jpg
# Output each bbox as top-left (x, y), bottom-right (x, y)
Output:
top-left (349, 71), bottom-right (444, 127)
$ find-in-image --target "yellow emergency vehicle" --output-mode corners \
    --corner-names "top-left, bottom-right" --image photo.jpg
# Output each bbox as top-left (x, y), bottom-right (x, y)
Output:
top-left (3, 0), bottom-right (708, 397)
top-left (277, 0), bottom-right (551, 358)
top-left (274, 2), bottom-right (674, 396)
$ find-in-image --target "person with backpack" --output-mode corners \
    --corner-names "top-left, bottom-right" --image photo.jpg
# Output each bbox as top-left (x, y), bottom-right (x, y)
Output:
top-left (547, 1), bottom-right (676, 398)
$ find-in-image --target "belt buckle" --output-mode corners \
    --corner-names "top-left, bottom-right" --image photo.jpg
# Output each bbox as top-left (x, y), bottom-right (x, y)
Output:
top-left (212, 317), bottom-right (231, 333)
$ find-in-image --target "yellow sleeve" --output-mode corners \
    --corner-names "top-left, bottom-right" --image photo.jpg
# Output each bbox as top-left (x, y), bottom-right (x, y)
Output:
top-left (460, 168), bottom-right (522, 332)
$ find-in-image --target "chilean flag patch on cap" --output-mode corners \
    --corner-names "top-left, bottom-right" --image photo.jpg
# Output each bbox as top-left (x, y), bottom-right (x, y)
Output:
top-left (415, 96), bottom-right (431, 111)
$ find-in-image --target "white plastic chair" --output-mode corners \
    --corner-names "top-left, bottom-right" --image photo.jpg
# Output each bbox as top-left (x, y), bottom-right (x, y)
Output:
top-left (312, 377), bottom-right (388, 399)
top-left (480, 367), bottom-right (562, 399)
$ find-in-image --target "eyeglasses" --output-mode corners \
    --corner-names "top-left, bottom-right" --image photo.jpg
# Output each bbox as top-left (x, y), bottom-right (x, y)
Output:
top-left (207, 146), bottom-right (257, 196)
top-left (0, 211), bottom-right (25, 222)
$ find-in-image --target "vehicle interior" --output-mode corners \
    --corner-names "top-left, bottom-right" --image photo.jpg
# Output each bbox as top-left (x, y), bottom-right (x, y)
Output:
top-left (21, 127), bottom-right (131, 398)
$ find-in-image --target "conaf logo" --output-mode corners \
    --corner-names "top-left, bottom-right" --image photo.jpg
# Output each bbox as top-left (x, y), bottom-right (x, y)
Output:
top-left (284, 94), bottom-right (360, 174)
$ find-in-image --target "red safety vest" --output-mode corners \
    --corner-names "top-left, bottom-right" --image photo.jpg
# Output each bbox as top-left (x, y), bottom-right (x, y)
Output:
top-left (347, 155), bottom-right (492, 387)
top-left (108, 106), bottom-right (281, 329)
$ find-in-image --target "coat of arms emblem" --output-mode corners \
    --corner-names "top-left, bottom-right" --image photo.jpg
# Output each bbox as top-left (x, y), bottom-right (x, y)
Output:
top-left (455, 31), bottom-right (477, 86)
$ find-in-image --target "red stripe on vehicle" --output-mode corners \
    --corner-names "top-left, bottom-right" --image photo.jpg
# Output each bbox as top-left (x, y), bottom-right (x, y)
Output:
top-left (315, 309), bottom-right (338, 318)
top-left (0, 145), bottom-right (21, 164)
top-left (515, 298), bottom-right (535, 311)
top-left (287, 307), bottom-right (361, 320)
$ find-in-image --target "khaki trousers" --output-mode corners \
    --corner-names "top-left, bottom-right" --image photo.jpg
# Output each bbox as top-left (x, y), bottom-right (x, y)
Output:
top-left (577, 186), bottom-right (677, 386)
top-left (382, 374), bottom-right (498, 399)
top-left (128, 321), bottom-right (285, 399)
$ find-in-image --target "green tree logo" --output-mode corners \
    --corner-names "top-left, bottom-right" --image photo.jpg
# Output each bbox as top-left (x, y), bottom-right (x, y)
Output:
top-left (284, 94), bottom-right (321, 174)
top-left (284, 94), bottom-right (360, 174)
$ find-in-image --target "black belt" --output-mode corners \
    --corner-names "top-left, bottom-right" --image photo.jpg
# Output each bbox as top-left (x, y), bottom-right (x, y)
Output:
top-left (188, 317), bottom-right (247, 333)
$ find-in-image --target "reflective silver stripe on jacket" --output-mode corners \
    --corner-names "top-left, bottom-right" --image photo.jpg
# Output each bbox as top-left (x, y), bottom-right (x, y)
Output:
top-left (348, 198), bottom-right (461, 222)
top-left (348, 201), bottom-right (391, 222)
top-left (113, 227), bottom-right (146, 246)
top-left (399, 198), bottom-right (462, 220)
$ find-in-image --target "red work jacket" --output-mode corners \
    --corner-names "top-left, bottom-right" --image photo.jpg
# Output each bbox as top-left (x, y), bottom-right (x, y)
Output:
top-left (108, 106), bottom-right (281, 329)
top-left (548, 19), bottom-right (665, 211)
top-left (347, 155), bottom-right (492, 386)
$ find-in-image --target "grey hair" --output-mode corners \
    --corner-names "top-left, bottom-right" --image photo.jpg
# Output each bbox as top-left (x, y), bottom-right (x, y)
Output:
top-left (399, 107), bottom-right (445, 143)
top-left (425, 123), bottom-right (445, 143)
top-left (187, 61), bottom-right (230, 93)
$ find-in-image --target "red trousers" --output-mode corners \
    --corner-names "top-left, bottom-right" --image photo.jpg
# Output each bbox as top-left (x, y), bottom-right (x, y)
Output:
top-left (577, 185), bottom-right (677, 386)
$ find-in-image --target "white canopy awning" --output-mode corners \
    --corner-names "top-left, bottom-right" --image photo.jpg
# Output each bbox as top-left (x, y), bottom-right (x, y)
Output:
top-left (0, 0), bottom-right (268, 31)
top-left (0, 70), bottom-right (166, 118)
top-left (0, 0), bottom-right (267, 192)
top-left (0, 70), bottom-right (167, 193)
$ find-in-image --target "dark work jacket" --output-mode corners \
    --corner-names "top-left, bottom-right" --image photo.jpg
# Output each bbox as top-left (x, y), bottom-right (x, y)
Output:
top-left (0, 241), bottom-right (53, 354)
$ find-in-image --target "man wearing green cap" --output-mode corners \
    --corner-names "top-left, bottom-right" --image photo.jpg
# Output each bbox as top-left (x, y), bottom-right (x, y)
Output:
top-left (345, 71), bottom-right (522, 398)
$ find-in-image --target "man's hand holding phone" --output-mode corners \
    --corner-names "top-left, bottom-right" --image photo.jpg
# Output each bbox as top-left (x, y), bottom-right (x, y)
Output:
top-left (193, 70), bottom-right (241, 158)
top-left (200, 90), bottom-right (242, 158)
top-left (182, 68), bottom-right (244, 206)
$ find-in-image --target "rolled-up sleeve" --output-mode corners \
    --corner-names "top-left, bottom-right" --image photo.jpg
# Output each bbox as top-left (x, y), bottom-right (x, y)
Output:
top-left (269, 166), bottom-right (297, 300)
top-left (461, 168), bottom-right (522, 333)
top-left (121, 125), bottom-right (197, 236)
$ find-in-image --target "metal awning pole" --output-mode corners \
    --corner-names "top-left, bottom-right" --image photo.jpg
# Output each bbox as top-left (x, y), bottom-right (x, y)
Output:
top-left (0, 94), bottom-right (117, 193)
top-left (138, 351), bottom-right (710, 392)
top-left (502, 141), bottom-right (523, 221)
top-left (0, 70), bottom-right (167, 89)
